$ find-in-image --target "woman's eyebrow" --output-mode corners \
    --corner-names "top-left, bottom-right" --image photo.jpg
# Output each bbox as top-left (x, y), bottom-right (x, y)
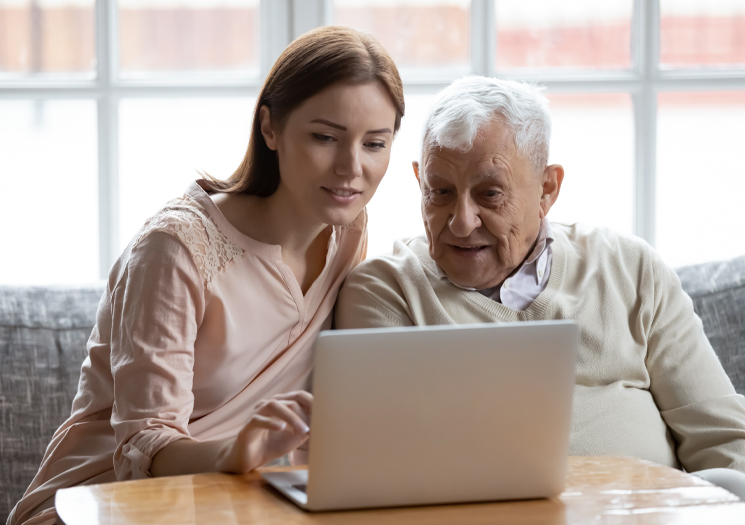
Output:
top-left (311, 118), bottom-right (346, 130)
top-left (310, 118), bottom-right (391, 134)
top-left (367, 127), bottom-right (392, 134)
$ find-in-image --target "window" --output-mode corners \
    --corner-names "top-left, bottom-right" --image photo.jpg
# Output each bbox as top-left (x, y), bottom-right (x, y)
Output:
top-left (2, 0), bottom-right (744, 284)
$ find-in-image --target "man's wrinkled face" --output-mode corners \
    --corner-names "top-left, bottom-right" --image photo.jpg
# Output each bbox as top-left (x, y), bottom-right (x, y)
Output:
top-left (415, 117), bottom-right (562, 290)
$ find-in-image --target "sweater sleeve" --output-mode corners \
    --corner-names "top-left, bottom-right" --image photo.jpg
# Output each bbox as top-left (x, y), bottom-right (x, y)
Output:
top-left (110, 232), bottom-right (206, 480)
top-left (645, 252), bottom-right (745, 473)
top-left (335, 259), bottom-right (415, 329)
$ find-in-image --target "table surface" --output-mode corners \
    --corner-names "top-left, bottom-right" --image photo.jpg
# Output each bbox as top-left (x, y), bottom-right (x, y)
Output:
top-left (56, 456), bottom-right (745, 524)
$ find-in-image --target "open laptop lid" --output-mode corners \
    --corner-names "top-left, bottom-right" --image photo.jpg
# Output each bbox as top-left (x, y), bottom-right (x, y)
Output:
top-left (304, 320), bottom-right (578, 511)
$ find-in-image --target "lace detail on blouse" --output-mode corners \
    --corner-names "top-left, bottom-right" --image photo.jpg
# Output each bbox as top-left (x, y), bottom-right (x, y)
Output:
top-left (134, 193), bottom-right (245, 285)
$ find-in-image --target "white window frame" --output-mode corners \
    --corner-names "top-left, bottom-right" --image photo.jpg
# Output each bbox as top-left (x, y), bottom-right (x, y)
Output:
top-left (1, 0), bottom-right (744, 279)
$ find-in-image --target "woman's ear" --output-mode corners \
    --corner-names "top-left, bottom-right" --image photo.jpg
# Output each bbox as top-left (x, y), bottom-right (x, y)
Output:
top-left (259, 105), bottom-right (279, 151)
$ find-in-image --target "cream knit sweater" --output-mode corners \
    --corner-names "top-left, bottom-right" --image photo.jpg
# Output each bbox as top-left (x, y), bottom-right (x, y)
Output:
top-left (335, 223), bottom-right (745, 472)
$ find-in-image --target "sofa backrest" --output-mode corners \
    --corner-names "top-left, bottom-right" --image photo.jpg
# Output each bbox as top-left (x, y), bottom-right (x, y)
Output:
top-left (676, 255), bottom-right (745, 393)
top-left (0, 286), bottom-right (103, 523)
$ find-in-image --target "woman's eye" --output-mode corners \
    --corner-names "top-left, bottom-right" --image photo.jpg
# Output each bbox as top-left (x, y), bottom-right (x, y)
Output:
top-left (365, 141), bottom-right (386, 150)
top-left (313, 133), bottom-right (335, 142)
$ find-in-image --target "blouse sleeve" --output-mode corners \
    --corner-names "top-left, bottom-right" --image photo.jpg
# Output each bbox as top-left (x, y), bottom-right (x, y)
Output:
top-left (645, 251), bottom-right (745, 472)
top-left (109, 231), bottom-right (206, 480)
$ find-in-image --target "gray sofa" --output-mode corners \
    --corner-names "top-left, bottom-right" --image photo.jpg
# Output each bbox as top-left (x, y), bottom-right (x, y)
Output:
top-left (2, 256), bottom-right (745, 522)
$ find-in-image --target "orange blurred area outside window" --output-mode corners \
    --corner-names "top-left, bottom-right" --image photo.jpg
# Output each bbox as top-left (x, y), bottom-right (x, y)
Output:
top-left (495, 0), bottom-right (633, 71)
top-left (118, 0), bottom-right (260, 75)
top-left (334, 0), bottom-right (470, 71)
top-left (0, 0), bottom-right (95, 75)
top-left (660, 0), bottom-right (745, 69)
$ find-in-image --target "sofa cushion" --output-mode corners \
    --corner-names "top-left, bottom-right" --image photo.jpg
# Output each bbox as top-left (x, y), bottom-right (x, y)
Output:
top-left (676, 256), bottom-right (745, 395)
top-left (0, 286), bottom-right (103, 524)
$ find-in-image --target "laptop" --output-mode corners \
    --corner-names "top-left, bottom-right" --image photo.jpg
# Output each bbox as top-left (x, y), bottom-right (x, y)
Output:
top-left (261, 320), bottom-right (578, 511)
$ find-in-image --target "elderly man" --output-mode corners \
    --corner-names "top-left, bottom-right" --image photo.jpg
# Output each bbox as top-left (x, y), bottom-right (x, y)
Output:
top-left (335, 76), bottom-right (745, 482)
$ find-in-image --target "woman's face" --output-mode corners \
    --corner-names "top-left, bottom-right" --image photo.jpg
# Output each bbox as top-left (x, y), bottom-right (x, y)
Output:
top-left (260, 81), bottom-right (398, 226)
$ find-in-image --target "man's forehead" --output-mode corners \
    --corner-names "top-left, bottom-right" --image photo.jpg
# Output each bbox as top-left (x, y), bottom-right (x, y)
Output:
top-left (423, 147), bottom-right (510, 175)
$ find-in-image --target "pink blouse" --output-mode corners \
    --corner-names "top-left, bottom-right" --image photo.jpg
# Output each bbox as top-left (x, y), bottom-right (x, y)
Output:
top-left (9, 180), bottom-right (367, 525)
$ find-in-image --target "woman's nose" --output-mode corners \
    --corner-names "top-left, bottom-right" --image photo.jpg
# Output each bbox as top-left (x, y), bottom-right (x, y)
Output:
top-left (448, 195), bottom-right (481, 237)
top-left (334, 145), bottom-right (363, 179)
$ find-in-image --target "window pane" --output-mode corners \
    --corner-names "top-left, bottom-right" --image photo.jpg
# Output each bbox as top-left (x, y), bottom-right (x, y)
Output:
top-left (656, 92), bottom-right (745, 267)
top-left (334, 0), bottom-right (469, 73)
top-left (660, 1), bottom-right (745, 69)
top-left (495, 0), bottom-right (632, 70)
top-left (0, 0), bottom-right (95, 77)
top-left (118, 98), bottom-right (254, 250)
top-left (0, 100), bottom-right (98, 284)
top-left (546, 93), bottom-right (634, 233)
top-left (118, 0), bottom-right (260, 76)
top-left (366, 93), bottom-right (433, 256)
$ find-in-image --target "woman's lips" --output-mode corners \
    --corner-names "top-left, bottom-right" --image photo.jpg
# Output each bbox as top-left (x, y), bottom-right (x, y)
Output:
top-left (322, 187), bottom-right (361, 204)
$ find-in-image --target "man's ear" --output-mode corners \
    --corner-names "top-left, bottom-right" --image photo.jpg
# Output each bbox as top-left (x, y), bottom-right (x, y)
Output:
top-left (412, 161), bottom-right (421, 185)
top-left (540, 164), bottom-right (564, 217)
top-left (259, 105), bottom-right (278, 151)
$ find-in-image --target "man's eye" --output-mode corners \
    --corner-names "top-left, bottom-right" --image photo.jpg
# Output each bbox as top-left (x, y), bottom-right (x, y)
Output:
top-left (432, 188), bottom-right (451, 196)
top-left (313, 133), bottom-right (335, 142)
top-left (482, 190), bottom-right (502, 199)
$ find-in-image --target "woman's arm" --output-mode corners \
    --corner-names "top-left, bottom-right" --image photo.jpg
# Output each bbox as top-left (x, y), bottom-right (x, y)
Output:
top-left (151, 391), bottom-right (312, 476)
top-left (109, 232), bottom-right (204, 480)
top-left (111, 231), bottom-right (314, 478)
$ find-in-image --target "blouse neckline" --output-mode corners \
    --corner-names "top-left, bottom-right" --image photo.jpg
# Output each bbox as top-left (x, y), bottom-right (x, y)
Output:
top-left (185, 180), bottom-right (343, 299)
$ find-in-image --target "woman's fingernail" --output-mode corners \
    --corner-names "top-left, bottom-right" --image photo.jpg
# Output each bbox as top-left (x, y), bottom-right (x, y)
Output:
top-left (302, 424), bottom-right (310, 434)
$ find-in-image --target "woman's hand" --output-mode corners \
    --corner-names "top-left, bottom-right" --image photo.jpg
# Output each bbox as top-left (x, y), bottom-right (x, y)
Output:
top-left (217, 390), bottom-right (313, 473)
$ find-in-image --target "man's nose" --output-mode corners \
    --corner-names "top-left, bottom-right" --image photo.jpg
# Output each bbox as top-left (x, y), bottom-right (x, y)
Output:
top-left (449, 195), bottom-right (481, 237)
top-left (334, 144), bottom-right (363, 179)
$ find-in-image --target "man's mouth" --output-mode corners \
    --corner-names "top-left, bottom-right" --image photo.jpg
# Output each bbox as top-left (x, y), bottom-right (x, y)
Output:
top-left (450, 244), bottom-right (489, 253)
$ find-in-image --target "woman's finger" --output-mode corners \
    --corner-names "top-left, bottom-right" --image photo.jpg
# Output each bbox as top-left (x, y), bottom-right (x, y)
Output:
top-left (239, 414), bottom-right (286, 438)
top-left (273, 391), bottom-right (313, 413)
top-left (258, 399), bottom-right (310, 434)
top-left (278, 400), bottom-right (309, 426)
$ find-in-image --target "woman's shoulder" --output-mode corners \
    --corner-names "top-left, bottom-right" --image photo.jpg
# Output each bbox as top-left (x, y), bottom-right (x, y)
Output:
top-left (132, 192), bottom-right (246, 286)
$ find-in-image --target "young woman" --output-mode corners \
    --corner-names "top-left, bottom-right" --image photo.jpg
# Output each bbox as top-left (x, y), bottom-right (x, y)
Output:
top-left (9, 26), bottom-right (404, 525)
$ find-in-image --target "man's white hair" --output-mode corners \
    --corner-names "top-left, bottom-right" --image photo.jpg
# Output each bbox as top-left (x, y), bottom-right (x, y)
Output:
top-left (423, 76), bottom-right (551, 172)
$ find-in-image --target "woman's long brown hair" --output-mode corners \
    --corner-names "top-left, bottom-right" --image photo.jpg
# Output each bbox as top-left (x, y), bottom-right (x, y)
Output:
top-left (202, 25), bottom-right (405, 196)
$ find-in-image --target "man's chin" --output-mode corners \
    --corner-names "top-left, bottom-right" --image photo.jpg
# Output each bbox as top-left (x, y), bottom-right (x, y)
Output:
top-left (436, 261), bottom-right (498, 290)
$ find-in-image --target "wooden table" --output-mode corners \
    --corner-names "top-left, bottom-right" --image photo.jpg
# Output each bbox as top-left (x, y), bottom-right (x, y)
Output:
top-left (55, 456), bottom-right (745, 524)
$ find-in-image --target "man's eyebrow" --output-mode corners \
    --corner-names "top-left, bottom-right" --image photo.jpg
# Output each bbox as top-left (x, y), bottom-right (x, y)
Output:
top-left (479, 167), bottom-right (507, 181)
top-left (310, 119), bottom-right (391, 134)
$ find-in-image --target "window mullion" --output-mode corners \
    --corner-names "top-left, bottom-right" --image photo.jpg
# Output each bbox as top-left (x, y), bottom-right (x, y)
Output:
top-left (632, 0), bottom-right (659, 246)
top-left (470, 0), bottom-right (494, 77)
top-left (96, 0), bottom-right (119, 278)
top-left (261, 0), bottom-right (292, 78)
top-left (291, 0), bottom-right (329, 39)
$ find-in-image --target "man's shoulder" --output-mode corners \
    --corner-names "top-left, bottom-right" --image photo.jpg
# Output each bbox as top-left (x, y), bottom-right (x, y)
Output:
top-left (337, 235), bottom-right (435, 329)
top-left (550, 221), bottom-right (654, 257)
top-left (348, 234), bottom-right (433, 283)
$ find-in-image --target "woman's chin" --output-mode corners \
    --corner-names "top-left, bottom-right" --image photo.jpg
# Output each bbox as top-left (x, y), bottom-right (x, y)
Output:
top-left (318, 206), bottom-right (364, 227)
